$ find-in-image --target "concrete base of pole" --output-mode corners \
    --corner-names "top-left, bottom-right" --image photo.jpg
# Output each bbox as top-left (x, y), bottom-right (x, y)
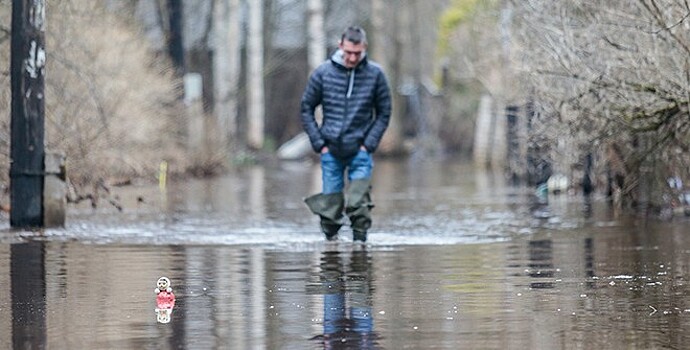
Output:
top-left (43, 152), bottom-right (66, 227)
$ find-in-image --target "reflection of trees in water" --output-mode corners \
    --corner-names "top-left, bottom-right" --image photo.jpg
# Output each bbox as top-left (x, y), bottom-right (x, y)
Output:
top-left (11, 242), bottom-right (47, 348)
top-left (528, 239), bottom-right (554, 289)
top-left (525, 237), bottom-right (596, 290)
top-left (165, 247), bottom-right (268, 349)
top-left (584, 238), bottom-right (595, 289)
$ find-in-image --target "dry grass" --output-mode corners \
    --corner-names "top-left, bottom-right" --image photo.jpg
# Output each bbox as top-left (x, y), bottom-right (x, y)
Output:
top-left (0, 1), bottom-right (188, 191)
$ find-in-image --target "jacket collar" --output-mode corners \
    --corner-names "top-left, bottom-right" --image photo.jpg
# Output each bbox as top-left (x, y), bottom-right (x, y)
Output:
top-left (330, 49), bottom-right (368, 71)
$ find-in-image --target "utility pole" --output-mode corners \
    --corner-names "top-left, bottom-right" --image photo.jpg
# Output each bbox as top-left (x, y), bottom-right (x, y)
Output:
top-left (167, 0), bottom-right (185, 72)
top-left (10, 0), bottom-right (46, 228)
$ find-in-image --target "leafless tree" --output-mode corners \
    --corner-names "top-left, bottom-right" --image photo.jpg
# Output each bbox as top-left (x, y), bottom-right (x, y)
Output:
top-left (437, 1), bottom-right (508, 155)
top-left (212, 0), bottom-right (242, 146)
top-left (307, 0), bottom-right (326, 71)
top-left (247, 0), bottom-right (266, 150)
top-left (510, 0), bottom-right (690, 210)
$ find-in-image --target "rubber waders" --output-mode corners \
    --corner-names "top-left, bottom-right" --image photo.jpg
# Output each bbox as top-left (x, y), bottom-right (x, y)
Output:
top-left (305, 179), bottom-right (374, 242)
top-left (305, 192), bottom-right (345, 240)
top-left (345, 179), bottom-right (374, 242)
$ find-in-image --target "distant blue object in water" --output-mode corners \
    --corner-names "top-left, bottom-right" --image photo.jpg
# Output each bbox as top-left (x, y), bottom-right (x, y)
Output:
top-left (536, 183), bottom-right (548, 204)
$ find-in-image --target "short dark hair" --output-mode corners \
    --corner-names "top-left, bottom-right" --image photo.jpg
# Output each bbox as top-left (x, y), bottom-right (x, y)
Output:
top-left (341, 26), bottom-right (367, 45)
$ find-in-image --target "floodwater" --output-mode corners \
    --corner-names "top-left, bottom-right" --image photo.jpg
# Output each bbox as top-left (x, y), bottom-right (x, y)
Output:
top-left (2, 158), bottom-right (690, 349)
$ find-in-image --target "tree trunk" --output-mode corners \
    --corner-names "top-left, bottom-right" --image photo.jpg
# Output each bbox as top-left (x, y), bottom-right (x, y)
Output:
top-left (308, 0), bottom-right (325, 126)
top-left (167, 0), bottom-right (184, 72)
top-left (276, 0), bottom-right (325, 160)
top-left (307, 0), bottom-right (325, 71)
top-left (212, 0), bottom-right (241, 148)
top-left (247, 0), bottom-right (265, 150)
top-left (373, 0), bottom-right (404, 156)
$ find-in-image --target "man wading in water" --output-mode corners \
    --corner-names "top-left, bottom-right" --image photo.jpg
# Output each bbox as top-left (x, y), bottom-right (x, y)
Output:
top-left (301, 26), bottom-right (392, 243)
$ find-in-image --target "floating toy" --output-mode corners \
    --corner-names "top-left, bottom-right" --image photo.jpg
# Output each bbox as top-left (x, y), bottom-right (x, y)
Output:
top-left (154, 277), bottom-right (176, 323)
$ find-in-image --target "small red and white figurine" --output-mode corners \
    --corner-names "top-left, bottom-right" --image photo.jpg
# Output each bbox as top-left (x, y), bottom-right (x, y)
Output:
top-left (155, 277), bottom-right (176, 323)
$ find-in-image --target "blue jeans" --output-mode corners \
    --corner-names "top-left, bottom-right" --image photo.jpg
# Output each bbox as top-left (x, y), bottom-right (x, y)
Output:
top-left (321, 150), bottom-right (373, 194)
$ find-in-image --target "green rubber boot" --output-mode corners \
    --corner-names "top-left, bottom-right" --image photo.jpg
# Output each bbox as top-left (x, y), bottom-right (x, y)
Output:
top-left (304, 192), bottom-right (345, 240)
top-left (346, 179), bottom-right (374, 242)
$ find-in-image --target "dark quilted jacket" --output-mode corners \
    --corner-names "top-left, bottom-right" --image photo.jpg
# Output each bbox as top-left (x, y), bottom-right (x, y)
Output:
top-left (301, 50), bottom-right (392, 160)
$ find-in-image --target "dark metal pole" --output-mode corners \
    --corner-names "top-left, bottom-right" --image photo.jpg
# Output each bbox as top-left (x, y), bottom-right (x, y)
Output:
top-left (167, 0), bottom-right (185, 72)
top-left (10, 0), bottom-right (46, 228)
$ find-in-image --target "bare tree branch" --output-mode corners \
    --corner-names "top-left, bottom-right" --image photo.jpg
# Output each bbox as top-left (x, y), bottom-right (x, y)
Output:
top-left (639, 0), bottom-right (690, 55)
top-left (504, 0), bottom-right (690, 208)
top-left (0, 25), bottom-right (9, 44)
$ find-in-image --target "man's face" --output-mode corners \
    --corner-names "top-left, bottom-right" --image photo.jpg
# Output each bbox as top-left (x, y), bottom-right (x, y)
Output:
top-left (339, 40), bottom-right (366, 68)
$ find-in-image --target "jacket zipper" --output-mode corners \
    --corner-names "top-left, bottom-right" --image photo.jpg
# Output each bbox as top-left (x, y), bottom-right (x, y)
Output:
top-left (338, 70), bottom-right (354, 144)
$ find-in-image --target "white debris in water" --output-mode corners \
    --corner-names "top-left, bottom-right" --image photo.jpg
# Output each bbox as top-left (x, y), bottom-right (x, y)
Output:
top-left (649, 305), bottom-right (658, 316)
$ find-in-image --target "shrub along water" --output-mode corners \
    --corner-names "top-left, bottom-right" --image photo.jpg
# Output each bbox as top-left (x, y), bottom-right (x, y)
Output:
top-left (0, 1), bottom-right (187, 204)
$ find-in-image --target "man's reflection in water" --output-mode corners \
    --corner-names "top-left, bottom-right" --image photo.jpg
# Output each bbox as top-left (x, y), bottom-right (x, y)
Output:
top-left (528, 239), bottom-right (555, 289)
top-left (584, 238), bottom-right (596, 289)
top-left (315, 247), bottom-right (378, 349)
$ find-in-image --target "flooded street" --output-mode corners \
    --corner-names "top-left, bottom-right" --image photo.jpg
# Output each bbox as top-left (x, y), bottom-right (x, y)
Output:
top-left (2, 158), bottom-right (690, 349)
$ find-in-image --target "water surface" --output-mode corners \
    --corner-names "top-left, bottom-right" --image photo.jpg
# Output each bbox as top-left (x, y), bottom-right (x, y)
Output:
top-left (2, 159), bottom-right (689, 349)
